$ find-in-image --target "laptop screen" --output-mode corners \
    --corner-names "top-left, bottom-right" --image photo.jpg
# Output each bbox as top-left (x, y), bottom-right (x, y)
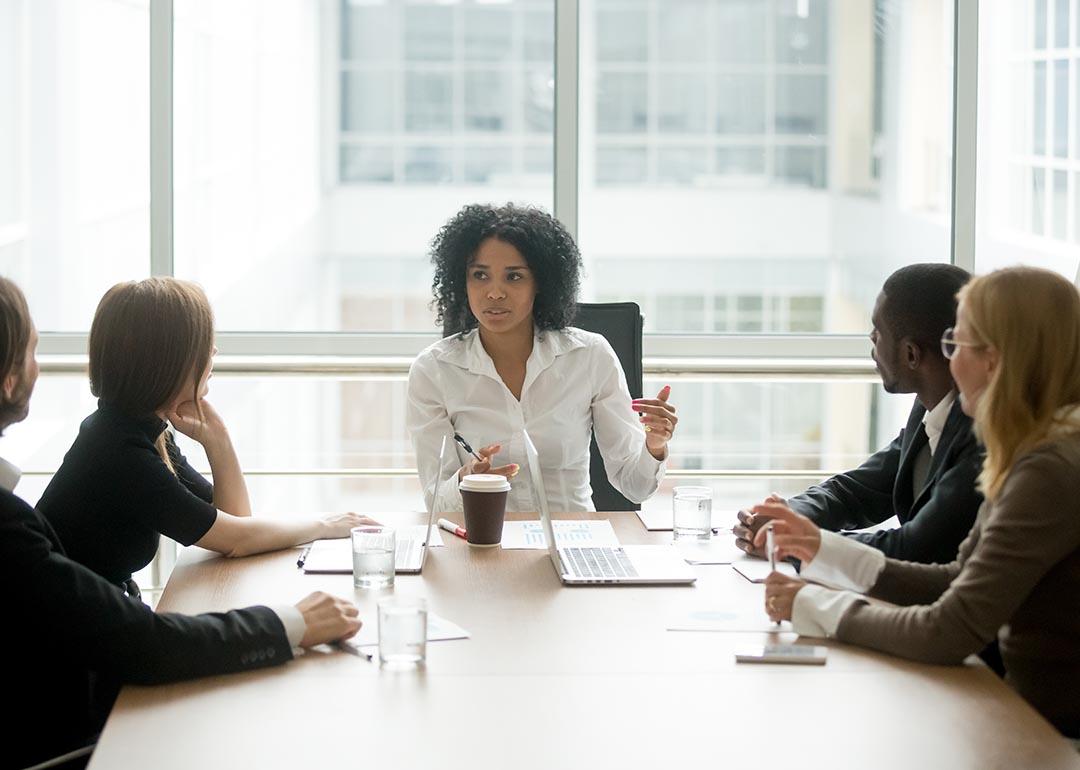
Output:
top-left (521, 429), bottom-right (560, 566)
top-left (419, 434), bottom-right (447, 566)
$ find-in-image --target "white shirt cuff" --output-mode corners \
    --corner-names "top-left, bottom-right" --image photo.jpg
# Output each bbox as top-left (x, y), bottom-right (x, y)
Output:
top-left (800, 530), bottom-right (886, 592)
top-left (271, 604), bottom-right (307, 648)
top-left (791, 584), bottom-right (864, 638)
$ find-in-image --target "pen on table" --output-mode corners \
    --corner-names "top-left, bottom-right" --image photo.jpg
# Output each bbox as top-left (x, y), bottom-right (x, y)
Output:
top-left (766, 523), bottom-right (781, 627)
top-left (296, 544), bottom-right (312, 569)
top-left (453, 432), bottom-right (484, 462)
top-left (335, 640), bottom-right (374, 662)
top-left (438, 518), bottom-right (468, 541)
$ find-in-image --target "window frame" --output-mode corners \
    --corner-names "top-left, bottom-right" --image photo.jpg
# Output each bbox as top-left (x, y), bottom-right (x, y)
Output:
top-left (31, 0), bottom-right (979, 369)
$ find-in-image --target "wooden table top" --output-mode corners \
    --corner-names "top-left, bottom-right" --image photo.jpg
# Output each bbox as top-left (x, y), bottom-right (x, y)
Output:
top-left (90, 511), bottom-right (1080, 770)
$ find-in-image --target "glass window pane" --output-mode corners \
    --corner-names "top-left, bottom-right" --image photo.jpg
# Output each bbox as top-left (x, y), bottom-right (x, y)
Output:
top-left (658, 74), bottom-right (708, 133)
top-left (776, 74), bottom-right (828, 135)
top-left (596, 147), bottom-right (647, 184)
top-left (405, 72), bottom-right (453, 133)
top-left (1053, 168), bottom-right (1067, 239)
top-left (716, 75), bottom-right (767, 134)
top-left (177, 0), bottom-right (554, 332)
top-left (340, 145), bottom-right (395, 183)
top-left (1033, 167), bottom-right (1047, 235)
top-left (1034, 61), bottom-right (1047, 155)
top-left (657, 148), bottom-right (709, 184)
top-left (342, 3), bottom-right (396, 61)
top-left (1055, 0), bottom-right (1069, 47)
top-left (716, 0), bottom-right (766, 64)
top-left (581, 0), bottom-right (951, 335)
top-left (465, 71), bottom-right (511, 132)
top-left (464, 7), bottom-right (512, 62)
top-left (342, 71), bottom-right (395, 132)
top-left (1054, 59), bottom-right (1068, 157)
top-left (776, 146), bottom-right (827, 188)
top-left (597, 7), bottom-right (648, 62)
top-left (1035, 0), bottom-right (1048, 48)
top-left (657, 1), bottom-right (708, 62)
top-left (404, 5), bottom-right (453, 61)
top-left (776, 0), bottom-right (828, 65)
top-left (597, 73), bottom-right (648, 133)
top-left (0, 0), bottom-right (149, 331)
top-left (464, 147), bottom-right (512, 184)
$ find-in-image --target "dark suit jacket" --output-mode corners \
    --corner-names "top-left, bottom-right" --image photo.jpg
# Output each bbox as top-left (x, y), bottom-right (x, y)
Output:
top-left (788, 398), bottom-right (983, 563)
top-left (0, 488), bottom-right (293, 769)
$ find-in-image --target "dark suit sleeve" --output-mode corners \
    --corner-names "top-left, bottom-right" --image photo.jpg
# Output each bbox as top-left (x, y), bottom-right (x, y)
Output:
top-left (787, 430), bottom-right (903, 531)
top-left (5, 499), bottom-right (292, 685)
top-left (847, 438), bottom-right (983, 562)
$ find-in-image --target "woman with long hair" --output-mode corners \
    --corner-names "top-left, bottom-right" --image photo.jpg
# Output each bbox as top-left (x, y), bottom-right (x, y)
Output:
top-left (38, 278), bottom-right (373, 594)
top-left (754, 266), bottom-right (1080, 738)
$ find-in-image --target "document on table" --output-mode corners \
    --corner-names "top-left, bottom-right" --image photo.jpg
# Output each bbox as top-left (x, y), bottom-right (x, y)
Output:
top-left (731, 557), bottom-right (797, 583)
top-left (636, 507), bottom-right (739, 532)
top-left (499, 520), bottom-right (619, 550)
top-left (342, 613), bottom-right (471, 652)
top-left (673, 537), bottom-right (745, 565)
top-left (667, 608), bottom-right (794, 634)
top-left (299, 525), bottom-right (444, 574)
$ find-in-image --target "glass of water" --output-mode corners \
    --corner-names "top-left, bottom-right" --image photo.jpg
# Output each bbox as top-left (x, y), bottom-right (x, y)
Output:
top-left (352, 525), bottom-right (395, 589)
top-left (673, 486), bottom-right (713, 541)
top-left (378, 596), bottom-right (427, 667)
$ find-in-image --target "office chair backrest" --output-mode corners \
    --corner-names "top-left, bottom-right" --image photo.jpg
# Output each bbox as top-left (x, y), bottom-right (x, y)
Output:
top-left (571, 302), bottom-right (644, 512)
top-left (440, 302), bottom-right (645, 512)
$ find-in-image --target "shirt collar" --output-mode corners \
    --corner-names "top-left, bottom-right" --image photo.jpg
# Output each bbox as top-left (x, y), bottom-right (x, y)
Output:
top-left (96, 399), bottom-right (169, 442)
top-left (436, 327), bottom-right (587, 377)
top-left (0, 456), bottom-right (22, 492)
top-left (922, 390), bottom-right (956, 454)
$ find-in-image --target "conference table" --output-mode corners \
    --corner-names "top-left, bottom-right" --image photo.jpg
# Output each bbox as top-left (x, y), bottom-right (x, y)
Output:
top-left (90, 511), bottom-right (1080, 770)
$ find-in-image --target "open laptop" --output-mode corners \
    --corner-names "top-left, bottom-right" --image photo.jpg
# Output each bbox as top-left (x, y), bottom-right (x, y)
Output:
top-left (394, 434), bottom-right (447, 573)
top-left (522, 430), bottom-right (696, 586)
top-left (300, 435), bottom-right (444, 575)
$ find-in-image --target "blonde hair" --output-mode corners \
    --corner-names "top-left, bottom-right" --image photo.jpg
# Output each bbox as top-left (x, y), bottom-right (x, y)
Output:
top-left (960, 266), bottom-right (1080, 500)
top-left (89, 278), bottom-right (214, 473)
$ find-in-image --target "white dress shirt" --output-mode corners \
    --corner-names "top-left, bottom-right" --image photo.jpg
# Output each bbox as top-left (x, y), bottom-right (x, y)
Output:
top-left (923, 390), bottom-right (956, 456)
top-left (407, 327), bottom-right (665, 513)
top-left (789, 392), bottom-right (957, 638)
top-left (791, 530), bottom-right (886, 637)
top-left (0, 454), bottom-right (306, 647)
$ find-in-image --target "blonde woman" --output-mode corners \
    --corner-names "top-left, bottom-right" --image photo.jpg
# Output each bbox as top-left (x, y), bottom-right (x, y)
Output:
top-left (754, 266), bottom-right (1080, 738)
top-left (38, 279), bottom-right (373, 595)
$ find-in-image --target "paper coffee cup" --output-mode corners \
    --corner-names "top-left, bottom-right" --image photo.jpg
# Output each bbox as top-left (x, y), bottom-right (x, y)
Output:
top-left (459, 474), bottom-right (511, 546)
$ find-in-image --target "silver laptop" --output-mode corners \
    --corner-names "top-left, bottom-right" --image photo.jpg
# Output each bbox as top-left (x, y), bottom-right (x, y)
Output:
top-left (522, 430), bottom-right (696, 586)
top-left (395, 434), bottom-right (447, 573)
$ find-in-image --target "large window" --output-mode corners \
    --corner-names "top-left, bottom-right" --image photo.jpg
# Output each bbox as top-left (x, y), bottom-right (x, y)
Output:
top-left (0, 0), bottom-right (150, 332)
top-left (976, 0), bottom-right (1080, 278)
top-left (2, 0), bottom-right (977, 538)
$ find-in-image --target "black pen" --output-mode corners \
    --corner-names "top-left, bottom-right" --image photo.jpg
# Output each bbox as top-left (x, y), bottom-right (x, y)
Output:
top-left (296, 544), bottom-right (312, 569)
top-left (453, 432), bottom-right (483, 462)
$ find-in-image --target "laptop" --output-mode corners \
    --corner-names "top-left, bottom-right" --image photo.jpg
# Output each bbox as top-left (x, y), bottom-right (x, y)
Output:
top-left (300, 435), bottom-right (445, 575)
top-left (394, 433), bottom-right (447, 573)
top-left (522, 430), bottom-right (696, 586)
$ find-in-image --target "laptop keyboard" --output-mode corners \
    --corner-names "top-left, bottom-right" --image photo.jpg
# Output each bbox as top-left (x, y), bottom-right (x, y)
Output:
top-left (395, 539), bottom-right (419, 568)
top-left (563, 547), bottom-right (639, 579)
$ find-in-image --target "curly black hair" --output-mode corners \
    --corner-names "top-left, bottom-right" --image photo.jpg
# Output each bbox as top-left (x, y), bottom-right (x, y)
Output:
top-left (430, 203), bottom-right (582, 334)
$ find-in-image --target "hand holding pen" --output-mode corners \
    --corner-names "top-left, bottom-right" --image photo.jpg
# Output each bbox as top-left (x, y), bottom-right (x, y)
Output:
top-left (453, 433), bottom-right (518, 481)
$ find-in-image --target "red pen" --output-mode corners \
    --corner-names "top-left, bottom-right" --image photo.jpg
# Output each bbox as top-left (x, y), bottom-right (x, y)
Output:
top-left (437, 518), bottom-right (467, 540)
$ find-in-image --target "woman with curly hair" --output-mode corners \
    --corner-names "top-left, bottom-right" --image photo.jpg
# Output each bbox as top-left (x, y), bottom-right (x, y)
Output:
top-left (407, 203), bottom-right (678, 513)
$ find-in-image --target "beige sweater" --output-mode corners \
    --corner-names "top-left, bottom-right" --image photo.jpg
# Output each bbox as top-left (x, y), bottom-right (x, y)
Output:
top-left (837, 436), bottom-right (1080, 737)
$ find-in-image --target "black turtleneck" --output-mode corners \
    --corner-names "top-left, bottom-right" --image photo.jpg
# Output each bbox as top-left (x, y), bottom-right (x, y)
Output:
top-left (37, 401), bottom-right (217, 585)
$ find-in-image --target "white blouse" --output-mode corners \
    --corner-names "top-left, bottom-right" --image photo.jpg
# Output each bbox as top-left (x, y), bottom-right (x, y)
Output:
top-left (406, 327), bottom-right (665, 513)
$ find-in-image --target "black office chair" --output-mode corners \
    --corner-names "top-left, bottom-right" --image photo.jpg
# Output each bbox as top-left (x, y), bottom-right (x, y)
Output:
top-left (441, 302), bottom-right (645, 512)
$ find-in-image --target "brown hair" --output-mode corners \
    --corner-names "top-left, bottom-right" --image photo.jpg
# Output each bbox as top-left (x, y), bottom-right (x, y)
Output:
top-left (89, 278), bottom-right (214, 470)
top-left (0, 276), bottom-right (34, 433)
top-left (959, 266), bottom-right (1080, 500)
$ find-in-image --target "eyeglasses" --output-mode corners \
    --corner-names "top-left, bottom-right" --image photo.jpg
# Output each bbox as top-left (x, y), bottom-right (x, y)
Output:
top-left (940, 327), bottom-right (982, 360)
